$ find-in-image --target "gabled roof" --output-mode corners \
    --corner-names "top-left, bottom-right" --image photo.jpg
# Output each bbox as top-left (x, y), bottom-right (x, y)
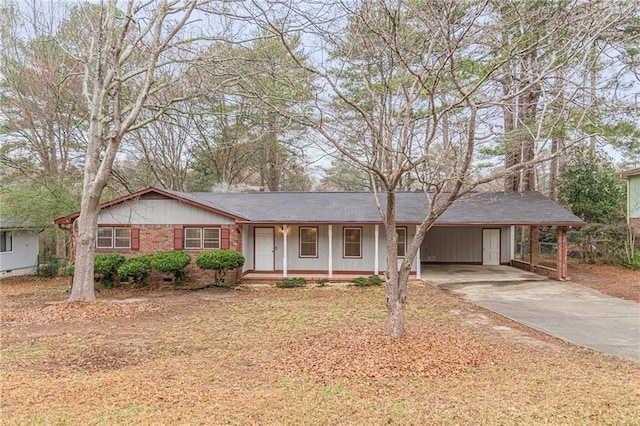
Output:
top-left (53, 187), bottom-right (247, 225)
top-left (0, 218), bottom-right (47, 230)
top-left (55, 188), bottom-right (585, 227)
top-left (621, 167), bottom-right (640, 177)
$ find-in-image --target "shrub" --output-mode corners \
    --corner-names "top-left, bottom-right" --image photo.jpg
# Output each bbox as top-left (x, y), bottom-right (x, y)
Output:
top-left (351, 275), bottom-right (383, 287)
top-left (618, 251), bottom-right (640, 270)
top-left (40, 257), bottom-right (59, 278)
top-left (316, 278), bottom-right (330, 286)
top-left (196, 250), bottom-right (245, 286)
top-left (94, 254), bottom-right (126, 287)
top-left (149, 250), bottom-right (191, 284)
top-left (118, 256), bottom-right (152, 287)
top-left (66, 262), bottom-right (75, 276)
top-left (275, 277), bottom-right (307, 288)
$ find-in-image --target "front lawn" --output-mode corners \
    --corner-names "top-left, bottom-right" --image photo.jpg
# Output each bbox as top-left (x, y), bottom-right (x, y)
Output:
top-left (1, 276), bottom-right (638, 424)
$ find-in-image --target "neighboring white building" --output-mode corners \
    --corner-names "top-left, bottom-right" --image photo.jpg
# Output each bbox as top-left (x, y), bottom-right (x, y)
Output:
top-left (0, 220), bottom-right (42, 277)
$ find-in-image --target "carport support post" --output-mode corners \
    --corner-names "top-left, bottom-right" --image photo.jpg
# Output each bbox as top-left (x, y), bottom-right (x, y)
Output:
top-left (529, 226), bottom-right (539, 272)
top-left (557, 226), bottom-right (568, 280)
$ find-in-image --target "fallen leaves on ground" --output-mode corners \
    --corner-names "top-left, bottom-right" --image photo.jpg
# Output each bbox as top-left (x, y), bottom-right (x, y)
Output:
top-left (1, 264), bottom-right (638, 425)
top-left (283, 324), bottom-right (496, 379)
top-left (4, 300), bottom-right (163, 325)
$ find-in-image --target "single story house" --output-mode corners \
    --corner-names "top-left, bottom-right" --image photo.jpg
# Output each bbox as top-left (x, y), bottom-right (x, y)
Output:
top-left (622, 167), bottom-right (640, 233)
top-left (0, 219), bottom-right (42, 277)
top-left (54, 188), bottom-right (585, 281)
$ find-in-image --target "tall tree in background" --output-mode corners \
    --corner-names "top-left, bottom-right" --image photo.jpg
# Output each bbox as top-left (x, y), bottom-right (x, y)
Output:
top-left (0, 1), bottom-right (86, 258)
top-left (248, 0), bottom-right (634, 337)
top-left (558, 148), bottom-right (626, 224)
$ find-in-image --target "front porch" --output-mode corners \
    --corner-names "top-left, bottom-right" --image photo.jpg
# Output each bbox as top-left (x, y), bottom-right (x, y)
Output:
top-left (240, 264), bottom-right (543, 285)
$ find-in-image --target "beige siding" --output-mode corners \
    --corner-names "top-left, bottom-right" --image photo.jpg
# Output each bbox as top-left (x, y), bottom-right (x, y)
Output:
top-left (421, 227), bottom-right (482, 263)
top-left (97, 199), bottom-right (235, 225)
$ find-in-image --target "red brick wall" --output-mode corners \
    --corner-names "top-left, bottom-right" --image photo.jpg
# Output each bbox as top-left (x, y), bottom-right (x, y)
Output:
top-left (71, 224), bottom-right (242, 284)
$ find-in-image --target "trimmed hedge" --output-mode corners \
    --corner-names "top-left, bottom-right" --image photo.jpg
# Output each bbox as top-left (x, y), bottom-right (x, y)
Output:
top-left (117, 256), bottom-right (152, 287)
top-left (149, 250), bottom-right (191, 284)
top-left (196, 250), bottom-right (245, 286)
top-left (94, 254), bottom-right (126, 287)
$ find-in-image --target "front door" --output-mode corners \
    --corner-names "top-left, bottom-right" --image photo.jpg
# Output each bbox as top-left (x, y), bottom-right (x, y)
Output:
top-left (255, 228), bottom-right (274, 271)
top-left (482, 229), bottom-right (500, 266)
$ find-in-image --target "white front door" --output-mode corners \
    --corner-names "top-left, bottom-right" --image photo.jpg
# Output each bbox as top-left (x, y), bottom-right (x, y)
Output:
top-left (482, 229), bottom-right (500, 266)
top-left (255, 228), bottom-right (274, 271)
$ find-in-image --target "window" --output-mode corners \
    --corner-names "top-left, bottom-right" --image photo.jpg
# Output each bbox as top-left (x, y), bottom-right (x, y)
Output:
top-left (396, 227), bottom-right (407, 257)
top-left (184, 227), bottom-right (220, 250)
top-left (299, 227), bottom-right (318, 257)
top-left (344, 227), bottom-right (362, 258)
top-left (1, 231), bottom-right (12, 252)
top-left (96, 227), bottom-right (131, 249)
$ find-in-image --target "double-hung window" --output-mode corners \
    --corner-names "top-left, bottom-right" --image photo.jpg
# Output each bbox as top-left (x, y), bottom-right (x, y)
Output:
top-left (343, 227), bottom-right (362, 258)
top-left (299, 227), bottom-right (318, 257)
top-left (184, 227), bottom-right (220, 250)
top-left (0, 231), bottom-right (12, 252)
top-left (96, 227), bottom-right (131, 249)
top-left (396, 227), bottom-right (407, 257)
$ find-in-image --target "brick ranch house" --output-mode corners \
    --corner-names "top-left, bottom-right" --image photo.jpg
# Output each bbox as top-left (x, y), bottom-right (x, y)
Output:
top-left (54, 187), bottom-right (585, 282)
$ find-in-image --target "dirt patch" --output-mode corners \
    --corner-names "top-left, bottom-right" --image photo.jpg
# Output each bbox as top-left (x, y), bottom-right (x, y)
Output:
top-left (568, 261), bottom-right (640, 302)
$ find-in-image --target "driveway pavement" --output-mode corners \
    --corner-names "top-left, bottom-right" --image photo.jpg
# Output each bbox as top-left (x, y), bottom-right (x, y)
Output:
top-left (428, 267), bottom-right (640, 362)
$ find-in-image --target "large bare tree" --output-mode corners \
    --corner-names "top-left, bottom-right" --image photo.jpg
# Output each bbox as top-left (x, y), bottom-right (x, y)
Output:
top-left (246, 0), bottom-right (634, 337)
top-left (67, 0), bottom-right (204, 301)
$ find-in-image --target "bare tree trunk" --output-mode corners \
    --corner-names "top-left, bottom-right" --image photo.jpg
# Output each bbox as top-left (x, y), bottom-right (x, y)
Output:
top-left (502, 77), bottom-right (519, 192)
top-left (383, 191), bottom-right (406, 337)
top-left (549, 136), bottom-right (559, 200)
top-left (520, 81), bottom-right (540, 192)
top-left (69, 200), bottom-right (99, 301)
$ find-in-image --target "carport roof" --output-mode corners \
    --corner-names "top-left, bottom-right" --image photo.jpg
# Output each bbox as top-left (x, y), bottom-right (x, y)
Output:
top-left (54, 188), bottom-right (585, 226)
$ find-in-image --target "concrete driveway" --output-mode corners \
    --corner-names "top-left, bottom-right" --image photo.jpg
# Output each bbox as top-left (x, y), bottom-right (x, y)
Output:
top-left (426, 266), bottom-right (640, 362)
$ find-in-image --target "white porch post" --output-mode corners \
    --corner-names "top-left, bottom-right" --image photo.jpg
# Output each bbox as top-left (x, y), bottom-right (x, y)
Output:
top-left (282, 224), bottom-right (288, 278)
top-left (374, 225), bottom-right (379, 275)
top-left (328, 225), bottom-right (333, 278)
top-left (415, 225), bottom-right (421, 279)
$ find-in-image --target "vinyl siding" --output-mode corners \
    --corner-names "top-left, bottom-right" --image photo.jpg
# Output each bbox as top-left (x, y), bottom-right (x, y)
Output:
top-left (421, 227), bottom-right (482, 263)
top-left (97, 198), bottom-right (235, 225)
top-left (630, 175), bottom-right (640, 218)
top-left (0, 230), bottom-right (39, 276)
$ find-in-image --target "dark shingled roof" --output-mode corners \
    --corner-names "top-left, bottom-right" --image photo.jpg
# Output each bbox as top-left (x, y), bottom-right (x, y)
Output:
top-left (162, 190), bottom-right (584, 226)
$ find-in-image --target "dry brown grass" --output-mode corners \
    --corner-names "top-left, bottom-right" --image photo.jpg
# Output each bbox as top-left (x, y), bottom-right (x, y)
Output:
top-left (1, 275), bottom-right (638, 425)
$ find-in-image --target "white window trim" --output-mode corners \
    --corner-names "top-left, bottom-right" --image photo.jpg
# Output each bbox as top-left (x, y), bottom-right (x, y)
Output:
top-left (343, 227), bottom-right (362, 258)
top-left (299, 226), bottom-right (318, 258)
top-left (96, 227), bottom-right (131, 249)
top-left (1, 230), bottom-right (13, 253)
top-left (396, 227), bottom-right (407, 258)
top-left (184, 227), bottom-right (221, 250)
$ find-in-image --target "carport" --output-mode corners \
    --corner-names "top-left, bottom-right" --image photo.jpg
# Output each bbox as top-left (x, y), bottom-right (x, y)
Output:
top-left (421, 264), bottom-right (547, 286)
top-left (420, 192), bottom-right (586, 281)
